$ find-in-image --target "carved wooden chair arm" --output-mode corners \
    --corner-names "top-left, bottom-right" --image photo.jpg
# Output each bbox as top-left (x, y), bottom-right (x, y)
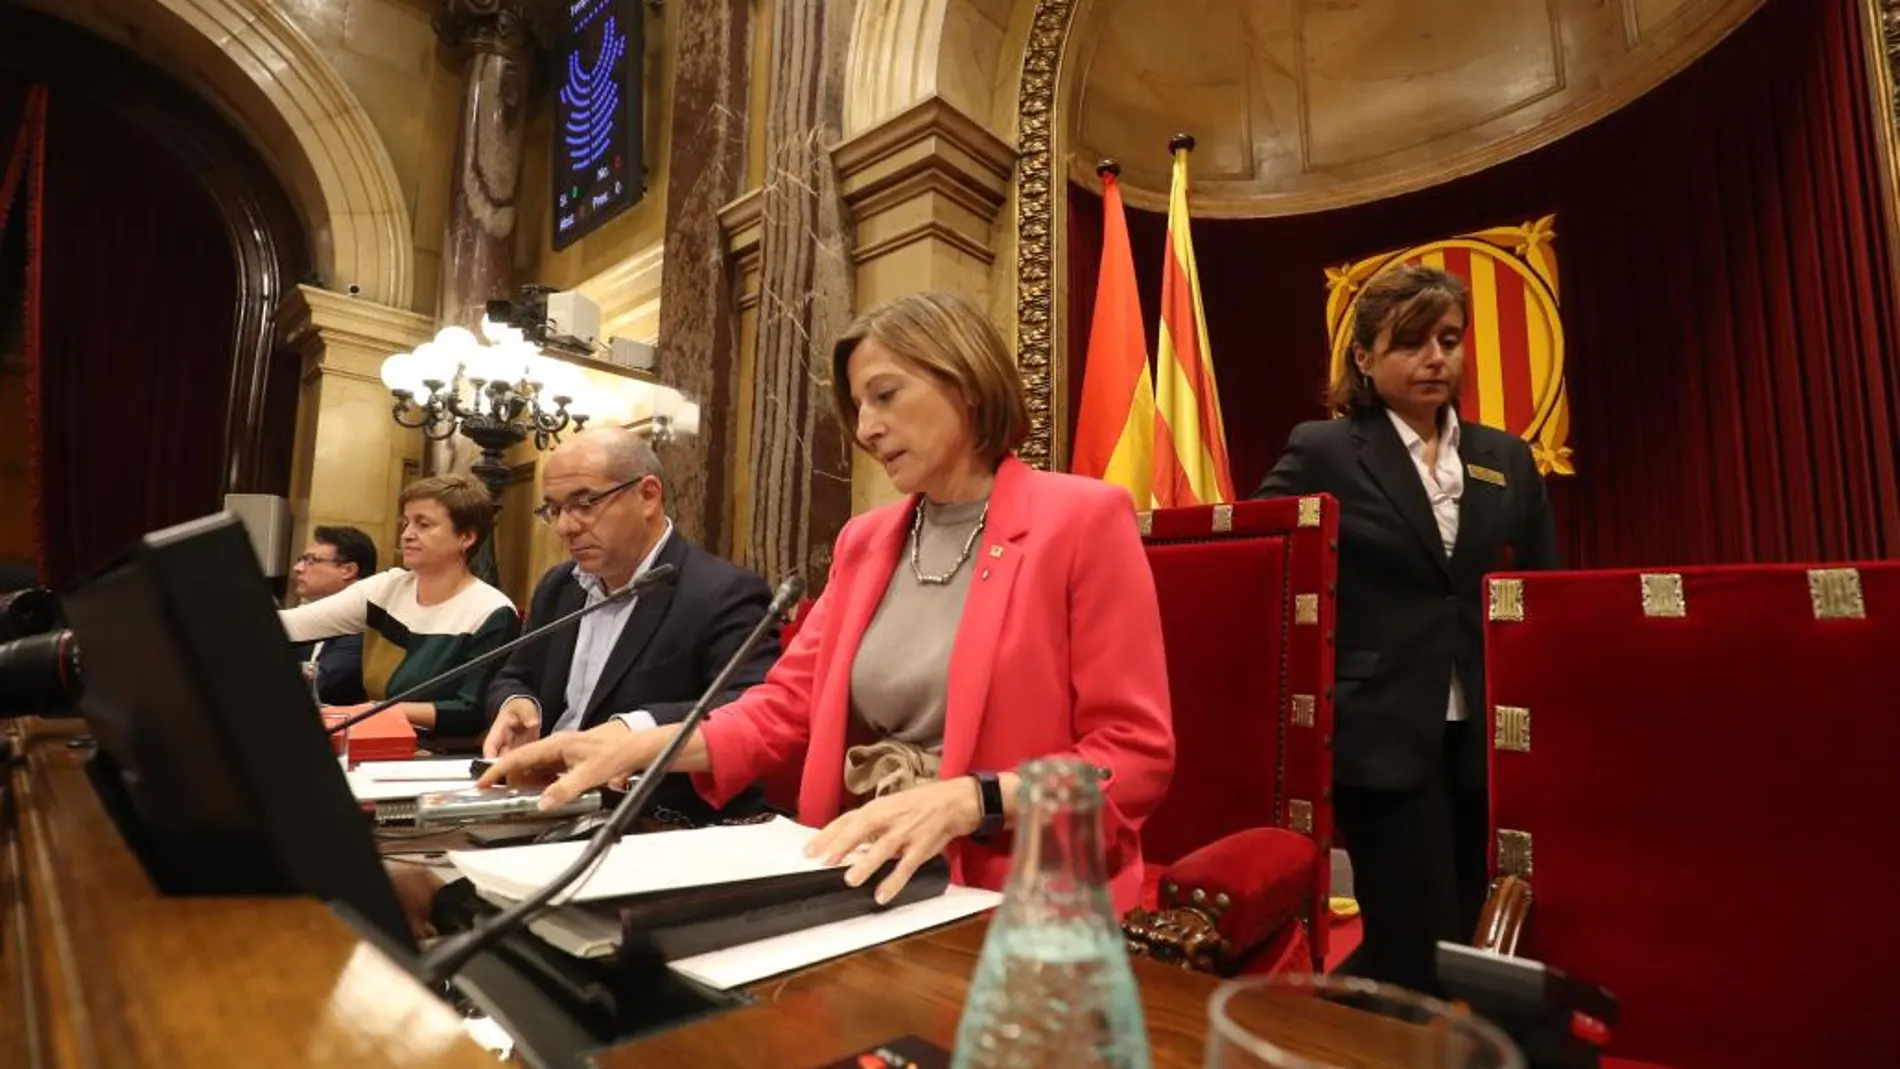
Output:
top-left (1120, 827), bottom-right (1322, 975)
top-left (1122, 891), bottom-right (1235, 974)
top-left (1474, 874), bottom-right (1534, 955)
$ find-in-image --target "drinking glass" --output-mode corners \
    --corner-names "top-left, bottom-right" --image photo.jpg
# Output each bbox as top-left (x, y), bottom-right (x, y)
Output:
top-left (1205, 975), bottom-right (1523, 1069)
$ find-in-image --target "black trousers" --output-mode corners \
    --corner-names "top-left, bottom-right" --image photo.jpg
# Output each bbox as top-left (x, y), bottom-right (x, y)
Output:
top-left (1334, 720), bottom-right (1488, 995)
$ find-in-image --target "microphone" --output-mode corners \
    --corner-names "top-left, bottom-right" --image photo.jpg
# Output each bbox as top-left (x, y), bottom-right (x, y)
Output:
top-left (416, 572), bottom-right (806, 985)
top-left (324, 562), bottom-right (680, 737)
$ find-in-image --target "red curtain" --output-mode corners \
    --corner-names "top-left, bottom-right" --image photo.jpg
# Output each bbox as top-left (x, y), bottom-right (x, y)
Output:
top-left (4, 75), bottom-right (239, 588)
top-left (1066, 0), bottom-right (1900, 567)
top-left (1, 83), bottom-right (46, 584)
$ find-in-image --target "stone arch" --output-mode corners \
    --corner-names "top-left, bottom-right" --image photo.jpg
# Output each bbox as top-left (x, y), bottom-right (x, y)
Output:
top-left (24, 0), bottom-right (415, 309)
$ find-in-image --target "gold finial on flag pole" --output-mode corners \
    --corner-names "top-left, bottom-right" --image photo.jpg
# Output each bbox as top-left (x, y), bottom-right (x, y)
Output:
top-left (1168, 133), bottom-right (1195, 153)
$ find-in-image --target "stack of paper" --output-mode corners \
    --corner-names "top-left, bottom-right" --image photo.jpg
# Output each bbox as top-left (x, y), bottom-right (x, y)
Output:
top-left (669, 885), bottom-right (1000, 988)
top-left (447, 816), bottom-right (840, 904)
top-left (446, 817), bottom-right (1001, 987)
top-left (345, 758), bottom-right (475, 802)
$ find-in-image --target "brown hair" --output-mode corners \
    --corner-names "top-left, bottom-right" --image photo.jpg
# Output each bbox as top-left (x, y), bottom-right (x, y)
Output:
top-left (829, 291), bottom-right (1030, 466)
top-left (398, 474), bottom-right (494, 562)
top-left (1328, 263), bottom-right (1471, 413)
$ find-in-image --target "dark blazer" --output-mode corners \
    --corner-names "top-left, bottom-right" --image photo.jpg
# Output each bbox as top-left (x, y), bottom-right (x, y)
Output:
top-left (295, 633), bottom-right (366, 706)
top-left (1255, 409), bottom-right (1560, 792)
top-left (485, 533), bottom-right (781, 819)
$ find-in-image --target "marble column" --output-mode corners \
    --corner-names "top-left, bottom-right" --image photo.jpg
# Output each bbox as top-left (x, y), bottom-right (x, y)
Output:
top-left (654, 0), bottom-right (752, 556)
top-left (431, 0), bottom-right (542, 581)
top-left (432, 0), bottom-right (538, 332)
top-left (743, 0), bottom-right (859, 588)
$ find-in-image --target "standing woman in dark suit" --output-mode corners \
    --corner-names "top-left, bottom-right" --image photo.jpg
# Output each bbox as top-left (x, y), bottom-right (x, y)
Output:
top-left (1254, 264), bottom-right (1560, 993)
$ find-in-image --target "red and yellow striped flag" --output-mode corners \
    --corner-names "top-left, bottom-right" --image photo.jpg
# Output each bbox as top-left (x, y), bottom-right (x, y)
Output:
top-left (1070, 167), bottom-right (1154, 507)
top-left (1152, 141), bottom-right (1233, 507)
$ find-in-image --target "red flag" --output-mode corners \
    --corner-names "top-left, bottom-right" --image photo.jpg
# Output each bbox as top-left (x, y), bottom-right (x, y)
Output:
top-left (1071, 169), bottom-right (1154, 507)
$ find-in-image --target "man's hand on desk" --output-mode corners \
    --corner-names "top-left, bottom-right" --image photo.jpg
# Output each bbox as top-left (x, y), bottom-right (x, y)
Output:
top-left (476, 720), bottom-right (652, 807)
top-left (804, 779), bottom-right (982, 906)
top-left (483, 697), bottom-right (542, 757)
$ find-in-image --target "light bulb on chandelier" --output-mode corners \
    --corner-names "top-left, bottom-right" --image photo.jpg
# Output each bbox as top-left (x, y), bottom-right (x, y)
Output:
top-left (380, 318), bottom-right (600, 448)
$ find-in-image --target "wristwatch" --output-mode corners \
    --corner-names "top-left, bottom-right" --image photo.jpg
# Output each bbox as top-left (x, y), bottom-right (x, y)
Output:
top-left (970, 771), bottom-right (1005, 842)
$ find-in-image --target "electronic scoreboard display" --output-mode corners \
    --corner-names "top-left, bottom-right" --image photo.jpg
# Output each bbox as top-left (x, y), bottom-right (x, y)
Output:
top-left (552, 0), bottom-right (644, 250)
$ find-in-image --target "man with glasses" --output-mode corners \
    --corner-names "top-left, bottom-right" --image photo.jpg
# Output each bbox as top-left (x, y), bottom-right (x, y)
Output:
top-left (290, 525), bottom-right (378, 706)
top-left (482, 426), bottom-right (780, 821)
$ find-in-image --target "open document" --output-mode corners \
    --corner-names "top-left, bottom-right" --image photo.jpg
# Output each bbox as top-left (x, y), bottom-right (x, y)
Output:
top-left (446, 817), bottom-right (1000, 987)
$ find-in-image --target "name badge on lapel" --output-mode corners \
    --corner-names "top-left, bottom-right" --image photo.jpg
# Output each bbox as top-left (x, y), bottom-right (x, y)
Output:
top-left (1468, 464), bottom-right (1507, 487)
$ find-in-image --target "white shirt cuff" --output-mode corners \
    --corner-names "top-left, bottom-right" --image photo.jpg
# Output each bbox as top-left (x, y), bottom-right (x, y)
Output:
top-left (614, 709), bottom-right (657, 733)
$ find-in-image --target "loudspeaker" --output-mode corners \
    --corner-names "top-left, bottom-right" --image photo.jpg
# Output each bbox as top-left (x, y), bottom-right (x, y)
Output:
top-left (222, 494), bottom-right (291, 577)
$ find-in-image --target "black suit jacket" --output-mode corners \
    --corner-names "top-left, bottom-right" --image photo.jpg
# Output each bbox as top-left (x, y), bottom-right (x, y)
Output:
top-left (1255, 409), bottom-right (1561, 792)
top-left (485, 534), bottom-right (780, 819)
top-left (294, 633), bottom-right (366, 706)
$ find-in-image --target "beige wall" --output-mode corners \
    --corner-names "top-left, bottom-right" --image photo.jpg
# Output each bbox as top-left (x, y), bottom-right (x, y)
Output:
top-left (272, 0), bottom-right (463, 315)
top-left (279, 286), bottom-right (435, 596)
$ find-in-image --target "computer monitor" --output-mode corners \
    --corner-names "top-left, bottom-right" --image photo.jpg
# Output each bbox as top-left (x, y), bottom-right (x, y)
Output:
top-left (62, 511), bottom-right (412, 947)
top-left (60, 512), bottom-right (704, 1068)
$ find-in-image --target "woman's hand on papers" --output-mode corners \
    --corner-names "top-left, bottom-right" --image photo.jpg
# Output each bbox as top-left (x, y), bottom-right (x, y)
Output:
top-left (805, 778), bottom-right (983, 905)
top-left (476, 721), bottom-right (650, 809)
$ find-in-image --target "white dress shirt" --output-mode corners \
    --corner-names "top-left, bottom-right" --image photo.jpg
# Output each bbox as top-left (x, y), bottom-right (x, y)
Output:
top-left (551, 519), bottom-right (673, 735)
top-left (1386, 407), bottom-right (1467, 722)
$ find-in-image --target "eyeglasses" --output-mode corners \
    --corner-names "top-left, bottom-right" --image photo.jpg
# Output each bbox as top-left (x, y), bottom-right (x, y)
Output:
top-left (296, 553), bottom-right (342, 567)
top-left (534, 476), bottom-right (645, 525)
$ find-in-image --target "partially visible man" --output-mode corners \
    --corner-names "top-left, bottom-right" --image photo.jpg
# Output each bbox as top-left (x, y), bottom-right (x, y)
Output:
top-left (483, 427), bottom-right (779, 821)
top-left (291, 525), bottom-right (377, 706)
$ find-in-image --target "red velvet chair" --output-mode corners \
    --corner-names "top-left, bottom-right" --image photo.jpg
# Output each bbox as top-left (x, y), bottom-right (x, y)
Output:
top-left (1477, 563), bottom-right (1900, 1069)
top-left (1120, 496), bottom-right (1338, 976)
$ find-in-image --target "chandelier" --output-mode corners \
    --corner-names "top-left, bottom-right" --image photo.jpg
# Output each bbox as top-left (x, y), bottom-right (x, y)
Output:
top-left (378, 318), bottom-right (697, 535)
top-left (379, 317), bottom-right (594, 488)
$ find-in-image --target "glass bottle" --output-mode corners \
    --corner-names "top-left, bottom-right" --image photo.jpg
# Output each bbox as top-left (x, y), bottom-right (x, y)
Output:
top-left (951, 757), bottom-right (1152, 1069)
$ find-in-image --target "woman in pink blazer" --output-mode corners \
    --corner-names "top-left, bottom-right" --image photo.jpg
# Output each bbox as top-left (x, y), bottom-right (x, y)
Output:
top-left (483, 292), bottom-right (1175, 911)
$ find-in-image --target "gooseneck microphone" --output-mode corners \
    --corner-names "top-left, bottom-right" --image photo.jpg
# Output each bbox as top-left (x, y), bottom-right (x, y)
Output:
top-left (416, 573), bottom-right (806, 986)
top-left (324, 562), bottom-right (680, 737)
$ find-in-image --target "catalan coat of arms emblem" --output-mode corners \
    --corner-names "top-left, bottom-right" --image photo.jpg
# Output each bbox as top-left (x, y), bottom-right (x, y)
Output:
top-left (1325, 215), bottom-right (1573, 476)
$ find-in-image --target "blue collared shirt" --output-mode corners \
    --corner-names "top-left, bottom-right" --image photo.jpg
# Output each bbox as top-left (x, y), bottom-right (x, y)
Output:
top-left (551, 519), bottom-right (674, 734)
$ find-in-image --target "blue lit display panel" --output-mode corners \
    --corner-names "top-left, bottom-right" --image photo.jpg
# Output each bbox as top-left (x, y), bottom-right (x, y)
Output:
top-left (552, 0), bottom-right (644, 250)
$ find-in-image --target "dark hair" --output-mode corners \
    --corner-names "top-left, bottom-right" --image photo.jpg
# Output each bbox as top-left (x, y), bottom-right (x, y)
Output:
top-left (398, 474), bottom-right (494, 563)
top-left (830, 291), bottom-right (1030, 466)
top-left (312, 525), bottom-right (377, 579)
top-left (1328, 263), bottom-right (1471, 413)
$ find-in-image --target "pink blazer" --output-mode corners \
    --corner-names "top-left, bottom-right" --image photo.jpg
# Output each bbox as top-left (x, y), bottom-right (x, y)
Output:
top-left (693, 456), bottom-right (1175, 912)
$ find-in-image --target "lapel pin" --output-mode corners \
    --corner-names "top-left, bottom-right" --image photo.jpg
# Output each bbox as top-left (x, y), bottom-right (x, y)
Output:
top-left (1468, 464), bottom-right (1507, 487)
top-left (989, 545), bottom-right (1004, 559)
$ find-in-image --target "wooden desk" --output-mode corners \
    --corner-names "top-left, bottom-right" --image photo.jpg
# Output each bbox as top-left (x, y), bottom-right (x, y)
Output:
top-left (1, 720), bottom-right (498, 1069)
top-left (609, 918), bottom-right (1221, 1068)
top-left (2, 720), bottom-right (1227, 1068)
